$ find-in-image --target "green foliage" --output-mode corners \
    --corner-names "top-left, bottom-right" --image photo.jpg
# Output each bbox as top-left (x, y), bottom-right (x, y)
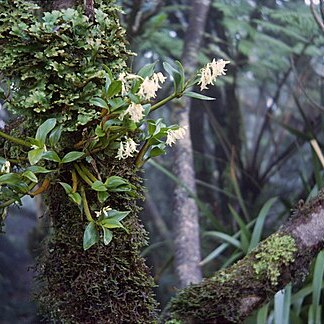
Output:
top-left (0, 0), bottom-right (225, 253)
top-left (0, 1), bottom-right (130, 130)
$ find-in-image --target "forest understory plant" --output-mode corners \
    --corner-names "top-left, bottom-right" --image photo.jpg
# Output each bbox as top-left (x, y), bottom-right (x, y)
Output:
top-left (0, 0), bottom-right (229, 322)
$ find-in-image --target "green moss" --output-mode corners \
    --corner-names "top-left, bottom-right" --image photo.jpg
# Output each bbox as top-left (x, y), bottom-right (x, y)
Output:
top-left (35, 159), bottom-right (158, 323)
top-left (166, 320), bottom-right (182, 324)
top-left (253, 234), bottom-right (297, 286)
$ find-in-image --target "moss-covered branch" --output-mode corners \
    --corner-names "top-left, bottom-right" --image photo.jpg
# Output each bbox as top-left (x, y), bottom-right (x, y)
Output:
top-left (167, 191), bottom-right (324, 323)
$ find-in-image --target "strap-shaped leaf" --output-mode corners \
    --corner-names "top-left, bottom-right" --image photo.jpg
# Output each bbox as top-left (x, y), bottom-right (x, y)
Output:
top-left (184, 91), bottom-right (216, 101)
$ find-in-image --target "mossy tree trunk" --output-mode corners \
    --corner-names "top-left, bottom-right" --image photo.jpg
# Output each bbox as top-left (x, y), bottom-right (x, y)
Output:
top-left (33, 1), bottom-right (158, 322)
top-left (0, 0), bottom-right (158, 322)
top-left (36, 160), bottom-right (158, 322)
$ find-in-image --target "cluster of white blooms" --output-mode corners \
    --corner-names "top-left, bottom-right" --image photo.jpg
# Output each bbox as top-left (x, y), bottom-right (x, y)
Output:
top-left (115, 137), bottom-right (139, 160)
top-left (95, 206), bottom-right (112, 218)
top-left (138, 72), bottom-right (167, 100)
top-left (0, 161), bottom-right (10, 173)
top-left (166, 126), bottom-right (187, 146)
top-left (120, 102), bottom-right (145, 123)
top-left (118, 72), bottom-right (142, 96)
top-left (31, 144), bottom-right (47, 151)
top-left (198, 59), bottom-right (230, 91)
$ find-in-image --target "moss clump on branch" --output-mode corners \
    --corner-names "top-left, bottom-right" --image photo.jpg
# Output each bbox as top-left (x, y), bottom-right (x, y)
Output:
top-left (169, 233), bottom-right (298, 323)
top-left (253, 234), bottom-right (297, 286)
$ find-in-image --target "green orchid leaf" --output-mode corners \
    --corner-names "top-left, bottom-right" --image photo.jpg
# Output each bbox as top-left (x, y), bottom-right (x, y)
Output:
top-left (0, 173), bottom-right (22, 186)
top-left (106, 210), bottom-right (130, 222)
top-left (35, 118), bottom-right (57, 145)
top-left (102, 227), bottom-right (113, 245)
top-left (100, 218), bottom-right (124, 229)
top-left (163, 61), bottom-right (182, 93)
top-left (22, 170), bottom-right (38, 183)
top-left (26, 166), bottom-right (54, 174)
top-left (107, 80), bottom-right (122, 98)
top-left (137, 62), bottom-right (157, 78)
top-left (68, 192), bottom-right (82, 205)
top-left (104, 72), bottom-right (112, 95)
top-left (149, 143), bottom-right (166, 158)
top-left (59, 182), bottom-right (73, 194)
top-left (103, 118), bottom-right (122, 131)
top-left (28, 148), bottom-right (44, 165)
top-left (10, 182), bottom-right (30, 194)
top-left (83, 222), bottom-right (99, 250)
top-left (97, 191), bottom-right (109, 203)
top-left (91, 180), bottom-right (107, 192)
top-left (49, 125), bottom-right (63, 147)
top-left (90, 97), bottom-right (109, 109)
top-left (184, 91), bottom-right (216, 101)
top-left (102, 64), bottom-right (113, 80)
top-left (107, 98), bottom-right (125, 112)
top-left (108, 185), bottom-right (133, 193)
top-left (42, 151), bottom-right (61, 163)
top-left (95, 125), bottom-right (105, 137)
top-left (62, 151), bottom-right (84, 163)
top-left (175, 61), bottom-right (185, 91)
top-left (105, 175), bottom-right (129, 189)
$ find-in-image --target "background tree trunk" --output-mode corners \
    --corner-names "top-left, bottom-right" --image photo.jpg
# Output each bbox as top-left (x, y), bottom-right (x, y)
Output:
top-left (172, 0), bottom-right (211, 288)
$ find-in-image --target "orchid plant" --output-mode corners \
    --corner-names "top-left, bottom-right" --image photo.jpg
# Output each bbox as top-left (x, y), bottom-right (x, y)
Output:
top-left (0, 58), bottom-right (229, 250)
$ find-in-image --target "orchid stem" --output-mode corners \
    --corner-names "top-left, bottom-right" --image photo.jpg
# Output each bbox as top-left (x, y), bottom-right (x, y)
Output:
top-left (0, 130), bottom-right (31, 148)
top-left (149, 92), bottom-right (180, 113)
top-left (135, 140), bottom-right (150, 168)
top-left (79, 163), bottom-right (98, 183)
top-left (74, 163), bottom-right (93, 186)
top-left (80, 185), bottom-right (93, 222)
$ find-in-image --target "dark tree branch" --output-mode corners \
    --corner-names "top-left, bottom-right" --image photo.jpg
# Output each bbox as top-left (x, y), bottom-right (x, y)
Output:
top-left (250, 38), bottom-right (314, 174)
top-left (84, 0), bottom-right (94, 20)
top-left (310, 0), bottom-right (324, 33)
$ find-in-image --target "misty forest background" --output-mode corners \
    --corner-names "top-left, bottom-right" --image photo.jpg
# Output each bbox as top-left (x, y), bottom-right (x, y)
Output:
top-left (1, 0), bottom-right (324, 323)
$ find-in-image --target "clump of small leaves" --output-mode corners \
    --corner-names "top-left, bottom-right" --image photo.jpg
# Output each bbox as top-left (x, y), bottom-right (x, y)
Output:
top-left (253, 234), bottom-right (297, 286)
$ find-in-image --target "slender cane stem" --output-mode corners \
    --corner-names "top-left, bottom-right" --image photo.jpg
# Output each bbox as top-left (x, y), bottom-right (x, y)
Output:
top-left (80, 185), bottom-right (94, 222)
top-left (74, 163), bottom-right (93, 186)
top-left (79, 163), bottom-right (98, 183)
top-left (0, 130), bottom-right (31, 147)
top-left (135, 140), bottom-right (150, 168)
top-left (149, 93), bottom-right (179, 113)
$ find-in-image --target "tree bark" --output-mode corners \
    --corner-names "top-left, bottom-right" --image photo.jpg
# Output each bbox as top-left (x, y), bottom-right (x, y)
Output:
top-left (84, 0), bottom-right (94, 19)
top-left (168, 192), bottom-right (324, 323)
top-left (172, 0), bottom-right (211, 288)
